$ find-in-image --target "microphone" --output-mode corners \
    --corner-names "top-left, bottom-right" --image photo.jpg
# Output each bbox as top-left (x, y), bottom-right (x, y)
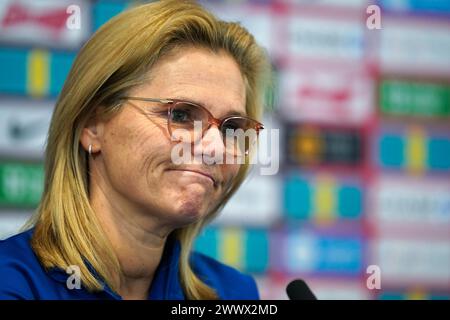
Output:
top-left (286, 279), bottom-right (317, 300)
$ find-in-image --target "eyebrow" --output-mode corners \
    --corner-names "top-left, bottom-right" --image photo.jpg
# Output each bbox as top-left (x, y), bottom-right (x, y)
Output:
top-left (174, 96), bottom-right (247, 118)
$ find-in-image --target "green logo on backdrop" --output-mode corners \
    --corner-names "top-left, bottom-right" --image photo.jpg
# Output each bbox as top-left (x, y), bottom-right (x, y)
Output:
top-left (380, 80), bottom-right (450, 118)
top-left (0, 162), bottom-right (44, 207)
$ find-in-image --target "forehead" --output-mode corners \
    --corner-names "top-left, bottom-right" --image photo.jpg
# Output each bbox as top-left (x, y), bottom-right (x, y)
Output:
top-left (132, 47), bottom-right (247, 117)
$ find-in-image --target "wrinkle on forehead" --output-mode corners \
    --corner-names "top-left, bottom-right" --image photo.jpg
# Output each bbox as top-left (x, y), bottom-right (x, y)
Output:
top-left (130, 47), bottom-right (247, 118)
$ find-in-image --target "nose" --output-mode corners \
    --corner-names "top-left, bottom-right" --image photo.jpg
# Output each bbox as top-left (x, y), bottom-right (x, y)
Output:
top-left (193, 125), bottom-right (226, 164)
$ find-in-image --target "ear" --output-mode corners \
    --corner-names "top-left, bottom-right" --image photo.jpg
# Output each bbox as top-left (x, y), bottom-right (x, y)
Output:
top-left (80, 116), bottom-right (105, 155)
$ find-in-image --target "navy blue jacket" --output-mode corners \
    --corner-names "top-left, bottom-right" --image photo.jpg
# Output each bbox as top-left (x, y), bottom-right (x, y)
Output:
top-left (0, 229), bottom-right (259, 300)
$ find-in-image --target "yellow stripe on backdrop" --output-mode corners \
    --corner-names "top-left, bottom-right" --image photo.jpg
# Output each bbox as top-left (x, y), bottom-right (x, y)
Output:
top-left (220, 228), bottom-right (244, 270)
top-left (314, 175), bottom-right (336, 225)
top-left (406, 288), bottom-right (428, 300)
top-left (27, 49), bottom-right (49, 98)
top-left (406, 126), bottom-right (426, 175)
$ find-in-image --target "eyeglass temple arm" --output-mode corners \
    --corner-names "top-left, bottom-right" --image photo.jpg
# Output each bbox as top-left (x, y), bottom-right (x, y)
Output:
top-left (120, 97), bottom-right (174, 104)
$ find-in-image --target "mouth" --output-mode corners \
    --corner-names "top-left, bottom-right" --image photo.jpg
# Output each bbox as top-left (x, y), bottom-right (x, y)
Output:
top-left (168, 169), bottom-right (217, 187)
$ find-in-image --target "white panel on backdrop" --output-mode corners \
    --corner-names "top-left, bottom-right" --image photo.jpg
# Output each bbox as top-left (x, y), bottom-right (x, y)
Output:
top-left (0, 211), bottom-right (33, 240)
top-left (380, 18), bottom-right (450, 77)
top-left (214, 115), bottom-right (282, 226)
top-left (307, 278), bottom-right (370, 300)
top-left (255, 276), bottom-right (370, 300)
top-left (215, 173), bottom-right (281, 227)
top-left (278, 0), bottom-right (368, 8)
top-left (372, 238), bottom-right (450, 287)
top-left (371, 176), bottom-right (450, 230)
top-left (282, 16), bottom-right (365, 63)
top-left (200, 2), bottom-right (273, 54)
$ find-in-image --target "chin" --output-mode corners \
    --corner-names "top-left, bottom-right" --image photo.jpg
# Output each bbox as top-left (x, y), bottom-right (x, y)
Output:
top-left (173, 197), bottom-right (211, 225)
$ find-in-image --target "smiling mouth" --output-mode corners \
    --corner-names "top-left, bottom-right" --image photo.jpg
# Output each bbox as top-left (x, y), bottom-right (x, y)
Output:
top-left (168, 169), bottom-right (216, 186)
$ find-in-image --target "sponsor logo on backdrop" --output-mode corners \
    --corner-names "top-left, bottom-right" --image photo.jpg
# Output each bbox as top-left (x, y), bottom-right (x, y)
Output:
top-left (280, 68), bottom-right (374, 124)
top-left (0, 101), bottom-right (53, 159)
top-left (275, 230), bottom-right (364, 276)
top-left (379, 79), bottom-right (450, 118)
top-left (286, 125), bottom-right (363, 167)
top-left (0, 0), bottom-right (89, 48)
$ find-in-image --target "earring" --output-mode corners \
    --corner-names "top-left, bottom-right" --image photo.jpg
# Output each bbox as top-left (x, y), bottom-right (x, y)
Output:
top-left (88, 144), bottom-right (92, 156)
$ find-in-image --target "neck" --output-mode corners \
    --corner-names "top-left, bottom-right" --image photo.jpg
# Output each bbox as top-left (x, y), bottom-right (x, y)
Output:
top-left (89, 173), bottom-right (175, 300)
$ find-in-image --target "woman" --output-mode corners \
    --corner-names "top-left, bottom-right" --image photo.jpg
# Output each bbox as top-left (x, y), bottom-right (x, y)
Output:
top-left (0, 0), bottom-right (269, 300)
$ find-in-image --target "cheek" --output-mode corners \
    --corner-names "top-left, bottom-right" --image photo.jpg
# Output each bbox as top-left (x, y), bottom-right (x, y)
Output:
top-left (102, 117), bottom-right (171, 187)
top-left (221, 164), bottom-right (241, 190)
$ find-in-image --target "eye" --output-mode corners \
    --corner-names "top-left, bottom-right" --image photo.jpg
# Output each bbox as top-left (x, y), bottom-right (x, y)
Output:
top-left (222, 119), bottom-right (242, 134)
top-left (171, 108), bottom-right (191, 123)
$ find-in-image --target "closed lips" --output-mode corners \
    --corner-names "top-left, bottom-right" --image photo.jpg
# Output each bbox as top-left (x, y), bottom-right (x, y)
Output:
top-left (168, 169), bottom-right (216, 185)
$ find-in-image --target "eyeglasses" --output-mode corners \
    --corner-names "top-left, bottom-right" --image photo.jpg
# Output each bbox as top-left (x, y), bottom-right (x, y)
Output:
top-left (119, 97), bottom-right (264, 157)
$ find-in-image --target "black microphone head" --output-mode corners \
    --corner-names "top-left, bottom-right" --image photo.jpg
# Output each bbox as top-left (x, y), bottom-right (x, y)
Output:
top-left (286, 279), bottom-right (317, 300)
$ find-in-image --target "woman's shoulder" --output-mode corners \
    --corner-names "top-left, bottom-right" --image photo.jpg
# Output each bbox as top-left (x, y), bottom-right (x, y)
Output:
top-left (0, 229), bottom-right (41, 299)
top-left (190, 251), bottom-right (259, 300)
top-left (0, 229), bottom-right (36, 266)
top-left (0, 228), bottom-right (34, 253)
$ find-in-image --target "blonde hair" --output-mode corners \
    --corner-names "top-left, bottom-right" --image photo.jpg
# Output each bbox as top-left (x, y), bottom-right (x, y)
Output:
top-left (27, 0), bottom-right (270, 299)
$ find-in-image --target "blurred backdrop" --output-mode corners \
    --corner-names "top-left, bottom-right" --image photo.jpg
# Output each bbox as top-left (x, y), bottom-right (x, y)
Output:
top-left (0, 0), bottom-right (449, 300)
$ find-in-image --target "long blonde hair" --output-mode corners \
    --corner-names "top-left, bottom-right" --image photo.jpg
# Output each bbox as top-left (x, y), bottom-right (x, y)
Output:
top-left (27, 0), bottom-right (270, 299)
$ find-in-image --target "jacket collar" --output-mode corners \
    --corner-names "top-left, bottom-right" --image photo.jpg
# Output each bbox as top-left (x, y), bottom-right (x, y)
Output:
top-left (46, 232), bottom-right (185, 300)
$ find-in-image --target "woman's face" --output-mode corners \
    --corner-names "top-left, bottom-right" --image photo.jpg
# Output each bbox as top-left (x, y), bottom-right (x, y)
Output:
top-left (86, 47), bottom-right (246, 227)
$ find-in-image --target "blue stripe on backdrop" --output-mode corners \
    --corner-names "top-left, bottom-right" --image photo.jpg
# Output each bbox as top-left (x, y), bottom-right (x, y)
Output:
top-left (49, 52), bottom-right (77, 97)
top-left (93, 0), bottom-right (129, 31)
top-left (0, 48), bottom-right (27, 95)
